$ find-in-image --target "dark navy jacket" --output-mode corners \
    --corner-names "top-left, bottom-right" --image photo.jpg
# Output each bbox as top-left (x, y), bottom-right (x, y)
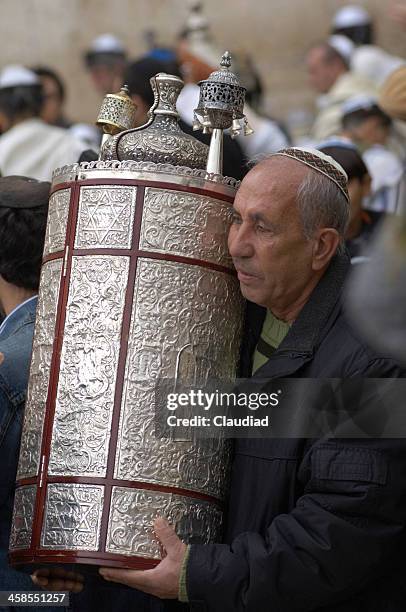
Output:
top-left (186, 253), bottom-right (406, 612)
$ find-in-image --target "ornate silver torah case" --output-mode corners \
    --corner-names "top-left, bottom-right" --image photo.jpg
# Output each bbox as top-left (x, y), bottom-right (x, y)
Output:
top-left (10, 57), bottom-right (248, 570)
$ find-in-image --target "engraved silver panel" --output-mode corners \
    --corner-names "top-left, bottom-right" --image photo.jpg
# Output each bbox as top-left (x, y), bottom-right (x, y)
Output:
top-left (53, 160), bottom-right (240, 197)
top-left (17, 259), bottom-right (63, 480)
top-left (9, 485), bottom-right (37, 551)
top-left (140, 188), bottom-right (233, 268)
top-left (43, 189), bottom-right (71, 256)
top-left (48, 256), bottom-right (129, 477)
top-left (75, 186), bottom-right (137, 249)
top-left (114, 258), bottom-right (242, 497)
top-left (106, 487), bottom-right (223, 558)
top-left (41, 484), bottom-right (104, 550)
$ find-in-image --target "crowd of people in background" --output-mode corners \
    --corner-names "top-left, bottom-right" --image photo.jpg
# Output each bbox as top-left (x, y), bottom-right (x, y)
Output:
top-left (0, 1), bottom-right (405, 244)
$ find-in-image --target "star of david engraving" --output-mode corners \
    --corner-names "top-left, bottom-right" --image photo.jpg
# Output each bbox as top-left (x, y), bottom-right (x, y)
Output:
top-left (80, 188), bottom-right (133, 246)
top-left (54, 500), bottom-right (92, 531)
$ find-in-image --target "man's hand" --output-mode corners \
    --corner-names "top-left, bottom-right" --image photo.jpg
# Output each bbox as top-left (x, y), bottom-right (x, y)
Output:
top-left (31, 567), bottom-right (84, 593)
top-left (99, 517), bottom-right (187, 599)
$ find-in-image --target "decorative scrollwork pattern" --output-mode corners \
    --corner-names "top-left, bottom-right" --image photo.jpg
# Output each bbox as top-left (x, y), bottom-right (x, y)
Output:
top-left (48, 256), bottom-right (129, 477)
top-left (106, 487), bottom-right (223, 558)
top-left (97, 94), bottom-right (136, 132)
top-left (200, 81), bottom-right (245, 115)
top-left (43, 189), bottom-right (71, 256)
top-left (151, 74), bottom-right (182, 115)
top-left (114, 258), bottom-right (242, 498)
top-left (140, 188), bottom-right (233, 268)
top-left (17, 259), bottom-right (62, 480)
top-left (114, 116), bottom-right (208, 169)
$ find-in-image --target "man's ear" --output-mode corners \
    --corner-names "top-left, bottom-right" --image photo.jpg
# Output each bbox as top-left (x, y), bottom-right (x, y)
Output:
top-left (311, 228), bottom-right (341, 271)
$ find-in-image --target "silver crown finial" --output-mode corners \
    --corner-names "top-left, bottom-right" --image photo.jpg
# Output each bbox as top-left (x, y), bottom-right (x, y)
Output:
top-left (220, 51), bottom-right (232, 70)
top-left (193, 49), bottom-right (253, 175)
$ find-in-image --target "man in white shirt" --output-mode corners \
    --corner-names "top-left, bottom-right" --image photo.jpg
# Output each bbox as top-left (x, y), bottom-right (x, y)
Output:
top-left (0, 66), bottom-right (85, 181)
top-left (331, 5), bottom-right (404, 87)
top-left (341, 96), bottom-right (404, 214)
top-left (307, 41), bottom-right (376, 141)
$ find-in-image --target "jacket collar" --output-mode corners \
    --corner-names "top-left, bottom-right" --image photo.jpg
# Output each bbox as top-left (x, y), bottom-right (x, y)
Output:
top-left (278, 251), bottom-right (350, 353)
top-left (0, 296), bottom-right (38, 340)
top-left (249, 251), bottom-right (350, 378)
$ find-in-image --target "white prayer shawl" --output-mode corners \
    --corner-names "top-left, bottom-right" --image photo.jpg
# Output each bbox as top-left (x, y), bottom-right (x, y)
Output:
top-left (0, 118), bottom-right (85, 181)
top-left (351, 45), bottom-right (405, 87)
top-left (311, 71), bottom-right (377, 141)
top-left (362, 145), bottom-right (405, 215)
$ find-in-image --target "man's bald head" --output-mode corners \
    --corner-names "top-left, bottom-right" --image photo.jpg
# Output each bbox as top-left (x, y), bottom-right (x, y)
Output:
top-left (248, 155), bottom-right (309, 195)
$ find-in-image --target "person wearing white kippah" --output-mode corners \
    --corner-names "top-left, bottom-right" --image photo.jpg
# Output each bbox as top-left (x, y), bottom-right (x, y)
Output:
top-left (83, 33), bottom-right (128, 96)
top-left (331, 5), bottom-right (405, 87)
top-left (0, 66), bottom-right (86, 181)
top-left (42, 148), bottom-right (406, 611)
top-left (306, 41), bottom-right (376, 141)
top-left (341, 96), bottom-right (405, 214)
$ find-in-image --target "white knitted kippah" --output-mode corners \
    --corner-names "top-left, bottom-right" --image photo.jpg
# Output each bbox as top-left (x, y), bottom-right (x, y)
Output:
top-left (272, 147), bottom-right (349, 202)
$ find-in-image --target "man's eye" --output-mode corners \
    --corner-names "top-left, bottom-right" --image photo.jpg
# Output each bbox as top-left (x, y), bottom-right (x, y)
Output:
top-left (256, 224), bottom-right (267, 232)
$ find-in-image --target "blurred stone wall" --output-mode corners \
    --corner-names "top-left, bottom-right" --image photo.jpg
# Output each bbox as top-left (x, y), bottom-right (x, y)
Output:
top-left (0, 0), bottom-right (404, 131)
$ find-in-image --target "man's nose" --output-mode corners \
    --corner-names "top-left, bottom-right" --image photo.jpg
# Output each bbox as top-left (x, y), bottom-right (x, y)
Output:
top-left (228, 223), bottom-right (254, 259)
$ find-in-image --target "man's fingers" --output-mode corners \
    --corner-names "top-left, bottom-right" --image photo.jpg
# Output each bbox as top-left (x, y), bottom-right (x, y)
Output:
top-left (153, 517), bottom-right (181, 552)
top-left (32, 568), bottom-right (50, 579)
top-left (99, 567), bottom-right (157, 591)
top-left (33, 567), bottom-right (83, 580)
top-left (64, 580), bottom-right (84, 593)
top-left (63, 570), bottom-right (84, 582)
top-left (31, 574), bottom-right (48, 587)
top-left (31, 567), bottom-right (84, 592)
